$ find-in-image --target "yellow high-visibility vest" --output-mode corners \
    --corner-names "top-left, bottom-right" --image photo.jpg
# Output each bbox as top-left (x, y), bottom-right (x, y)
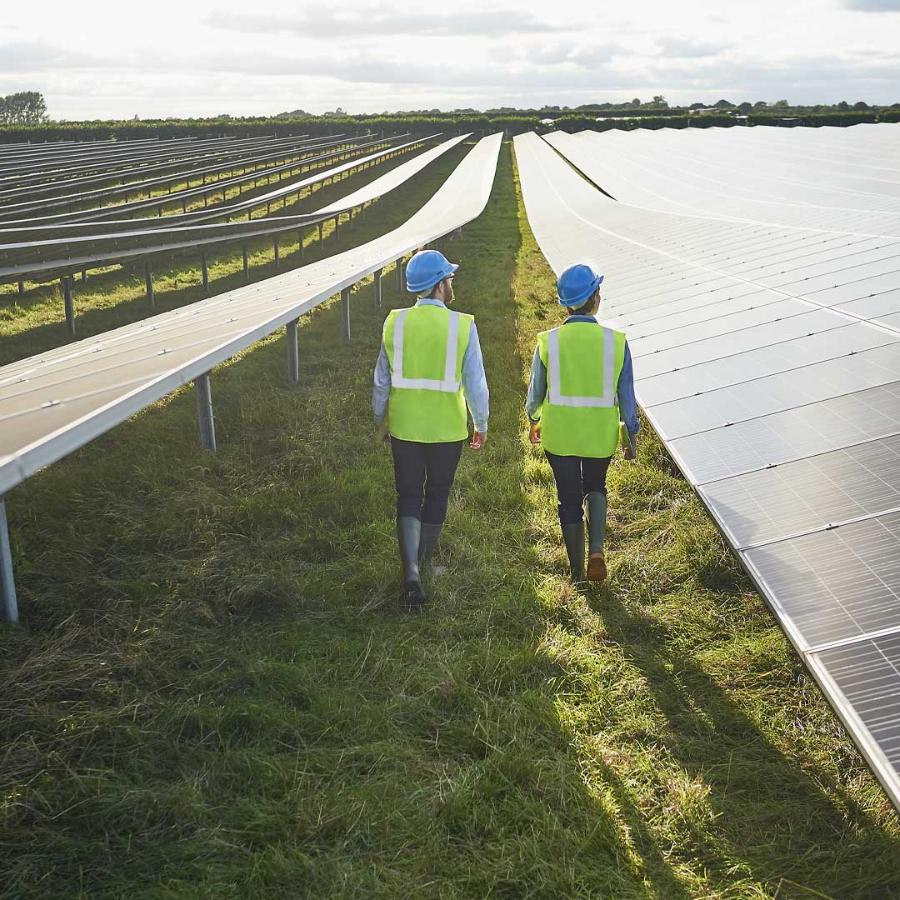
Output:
top-left (384, 304), bottom-right (473, 442)
top-left (535, 321), bottom-right (626, 457)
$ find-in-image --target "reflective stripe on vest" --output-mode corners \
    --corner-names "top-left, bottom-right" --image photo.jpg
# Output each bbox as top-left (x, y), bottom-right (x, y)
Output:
top-left (547, 325), bottom-right (616, 408)
top-left (392, 308), bottom-right (462, 393)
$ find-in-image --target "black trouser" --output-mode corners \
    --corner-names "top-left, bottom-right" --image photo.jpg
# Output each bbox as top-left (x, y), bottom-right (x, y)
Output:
top-left (391, 437), bottom-right (464, 524)
top-left (545, 451), bottom-right (611, 525)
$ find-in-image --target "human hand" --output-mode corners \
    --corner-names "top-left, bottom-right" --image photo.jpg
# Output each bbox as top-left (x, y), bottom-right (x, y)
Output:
top-left (469, 431), bottom-right (487, 451)
top-left (623, 434), bottom-right (637, 460)
top-left (529, 422), bottom-right (542, 445)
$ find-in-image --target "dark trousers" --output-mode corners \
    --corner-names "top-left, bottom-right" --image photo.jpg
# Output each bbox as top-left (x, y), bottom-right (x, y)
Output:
top-left (545, 451), bottom-right (611, 525)
top-left (391, 437), bottom-right (464, 524)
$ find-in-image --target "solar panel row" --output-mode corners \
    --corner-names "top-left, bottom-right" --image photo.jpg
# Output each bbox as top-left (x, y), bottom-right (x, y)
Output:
top-left (515, 125), bottom-right (900, 810)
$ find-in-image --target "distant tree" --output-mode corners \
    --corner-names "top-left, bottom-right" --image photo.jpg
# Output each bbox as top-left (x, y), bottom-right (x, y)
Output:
top-left (0, 90), bottom-right (48, 125)
top-left (853, 100), bottom-right (869, 110)
top-left (630, 97), bottom-right (641, 107)
top-left (737, 102), bottom-right (753, 113)
top-left (713, 99), bottom-right (734, 109)
top-left (688, 102), bottom-right (706, 110)
top-left (837, 100), bottom-right (850, 110)
top-left (753, 100), bottom-right (768, 108)
top-left (651, 94), bottom-right (668, 107)
top-left (772, 99), bottom-right (790, 108)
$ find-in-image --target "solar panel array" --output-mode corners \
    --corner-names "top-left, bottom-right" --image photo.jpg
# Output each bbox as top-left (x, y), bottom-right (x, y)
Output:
top-left (0, 134), bottom-right (502, 498)
top-left (0, 134), bottom-right (455, 284)
top-left (515, 125), bottom-right (900, 809)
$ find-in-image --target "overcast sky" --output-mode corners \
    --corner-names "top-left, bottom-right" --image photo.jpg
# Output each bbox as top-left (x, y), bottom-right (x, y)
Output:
top-left (2, 0), bottom-right (899, 119)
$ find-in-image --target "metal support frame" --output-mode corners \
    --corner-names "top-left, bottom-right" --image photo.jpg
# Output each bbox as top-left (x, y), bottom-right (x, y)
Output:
top-left (61, 276), bottom-right (75, 336)
top-left (374, 268), bottom-right (383, 310)
top-left (341, 287), bottom-right (351, 340)
top-left (317, 222), bottom-right (324, 243)
top-left (17, 281), bottom-right (24, 296)
top-left (0, 498), bottom-right (18, 623)
top-left (145, 263), bottom-right (154, 307)
top-left (396, 257), bottom-right (404, 293)
top-left (297, 231), bottom-right (304, 257)
top-left (201, 252), bottom-right (209, 294)
top-left (287, 319), bottom-right (300, 385)
top-left (194, 373), bottom-right (217, 451)
top-left (242, 246), bottom-right (250, 282)
top-left (274, 236), bottom-right (280, 269)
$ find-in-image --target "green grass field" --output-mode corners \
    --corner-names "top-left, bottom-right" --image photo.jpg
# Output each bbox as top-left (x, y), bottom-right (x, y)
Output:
top-left (1, 143), bottom-right (899, 899)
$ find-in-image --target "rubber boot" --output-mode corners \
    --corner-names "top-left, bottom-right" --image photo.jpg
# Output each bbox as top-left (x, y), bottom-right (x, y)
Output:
top-left (418, 522), bottom-right (444, 570)
top-left (585, 492), bottom-right (608, 583)
top-left (397, 516), bottom-right (427, 609)
top-left (560, 522), bottom-right (585, 583)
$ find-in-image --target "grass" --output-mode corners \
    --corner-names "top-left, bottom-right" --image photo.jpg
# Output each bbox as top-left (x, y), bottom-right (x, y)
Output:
top-left (1, 143), bottom-right (899, 898)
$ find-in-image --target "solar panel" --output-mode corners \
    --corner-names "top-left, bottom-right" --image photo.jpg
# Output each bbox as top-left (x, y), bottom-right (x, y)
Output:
top-left (811, 635), bottom-right (900, 790)
top-left (638, 323), bottom-right (896, 406)
top-left (744, 511), bottom-right (900, 650)
top-left (702, 433), bottom-right (900, 548)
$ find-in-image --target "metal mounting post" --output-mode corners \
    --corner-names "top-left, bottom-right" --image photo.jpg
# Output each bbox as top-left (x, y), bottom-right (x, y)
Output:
top-left (396, 257), bottom-right (404, 293)
top-left (374, 268), bottom-right (383, 310)
top-left (274, 236), bottom-right (280, 269)
top-left (297, 231), bottom-right (304, 257)
top-left (0, 498), bottom-right (18, 624)
top-left (242, 246), bottom-right (249, 282)
top-left (341, 287), bottom-right (351, 340)
top-left (317, 222), bottom-right (324, 243)
top-left (194, 373), bottom-right (217, 451)
top-left (201, 253), bottom-right (209, 294)
top-left (145, 263), bottom-right (154, 307)
top-left (287, 319), bottom-right (300, 385)
top-left (61, 276), bottom-right (75, 336)
top-left (17, 281), bottom-right (24, 296)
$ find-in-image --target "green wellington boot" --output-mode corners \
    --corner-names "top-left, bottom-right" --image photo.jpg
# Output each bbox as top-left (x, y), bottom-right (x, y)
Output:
top-left (585, 492), bottom-right (608, 583)
top-left (397, 516), bottom-right (427, 609)
top-left (560, 522), bottom-right (585, 583)
top-left (418, 522), bottom-right (444, 570)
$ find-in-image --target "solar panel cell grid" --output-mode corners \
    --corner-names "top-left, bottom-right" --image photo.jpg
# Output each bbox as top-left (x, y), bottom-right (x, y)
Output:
top-left (743, 510), bottom-right (900, 650)
top-left (702, 433), bottom-right (900, 548)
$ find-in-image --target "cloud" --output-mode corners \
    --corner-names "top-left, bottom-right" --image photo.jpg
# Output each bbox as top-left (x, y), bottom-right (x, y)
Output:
top-left (655, 37), bottom-right (730, 59)
top-left (841, 0), bottom-right (900, 9)
top-left (206, 6), bottom-right (567, 39)
top-left (0, 40), bottom-right (118, 72)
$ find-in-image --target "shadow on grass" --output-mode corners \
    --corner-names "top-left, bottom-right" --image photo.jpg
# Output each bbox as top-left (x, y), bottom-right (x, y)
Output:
top-left (585, 563), bottom-right (900, 895)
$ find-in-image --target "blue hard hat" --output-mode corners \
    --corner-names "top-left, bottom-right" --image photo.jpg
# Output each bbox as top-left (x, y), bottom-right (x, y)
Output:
top-left (557, 263), bottom-right (604, 307)
top-left (405, 249), bottom-right (459, 294)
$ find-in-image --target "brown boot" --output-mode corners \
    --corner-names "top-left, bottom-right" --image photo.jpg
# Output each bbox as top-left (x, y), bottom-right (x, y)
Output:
top-left (586, 551), bottom-right (607, 583)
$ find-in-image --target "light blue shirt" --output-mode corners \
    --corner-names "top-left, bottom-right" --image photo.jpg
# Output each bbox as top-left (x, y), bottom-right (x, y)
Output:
top-left (372, 298), bottom-right (490, 433)
top-left (525, 315), bottom-right (639, 435)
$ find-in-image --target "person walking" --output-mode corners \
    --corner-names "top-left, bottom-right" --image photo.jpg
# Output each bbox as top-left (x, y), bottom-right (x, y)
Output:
top-left (373, 249), bottom-right (489, 609)
top-left (525, 263), bottom-right (638, 584)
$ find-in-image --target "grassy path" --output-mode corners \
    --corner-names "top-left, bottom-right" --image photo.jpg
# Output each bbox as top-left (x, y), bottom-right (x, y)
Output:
top-left (1, 144), bottom-right (899, 898)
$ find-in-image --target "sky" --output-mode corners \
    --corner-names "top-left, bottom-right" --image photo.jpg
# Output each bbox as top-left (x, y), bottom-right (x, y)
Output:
top-left (2, 0), bottom-right (899, 119)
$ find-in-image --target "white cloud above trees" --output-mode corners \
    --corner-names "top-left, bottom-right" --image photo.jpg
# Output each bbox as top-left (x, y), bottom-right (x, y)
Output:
top-left (1, 0), bottom-right (897, 118)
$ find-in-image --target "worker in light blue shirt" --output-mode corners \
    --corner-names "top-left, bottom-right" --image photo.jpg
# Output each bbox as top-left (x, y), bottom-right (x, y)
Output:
top-left (525, 263), bottom-right (638, 584)
top-left (373, 249), bottom-right (489, 609)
